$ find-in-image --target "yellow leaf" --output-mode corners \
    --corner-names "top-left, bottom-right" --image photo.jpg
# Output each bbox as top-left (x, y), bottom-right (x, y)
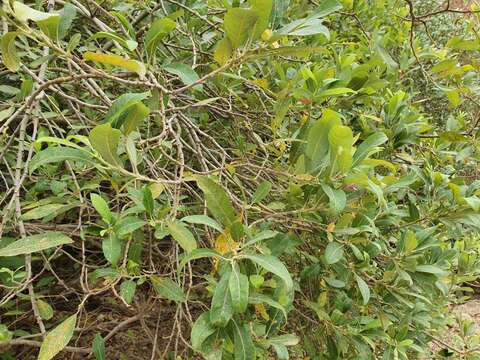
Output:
top-left (215, 229), bottom-right (237, 255)
top-left (327, 222), bottom-right (336, 233)
top-left (83, 51), bottom-right (146, 78)
top-left (255, 303), bottom-right (269, 320)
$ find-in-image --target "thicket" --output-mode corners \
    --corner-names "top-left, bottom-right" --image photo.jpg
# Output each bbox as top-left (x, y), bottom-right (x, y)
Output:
top-left (0, 0), bottom-right (480, 359)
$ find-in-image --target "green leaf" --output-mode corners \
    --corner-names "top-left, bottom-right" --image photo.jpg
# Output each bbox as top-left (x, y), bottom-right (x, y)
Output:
top-left (163, 63), bottom-right (202, 91)
top-left (58, 3), bottom-right (76, 40)
top-left (318, 87), bottom-right (356, 97)
top-left (167, 221), bottom-right (197, 253)
top-left (306, 109), bottom-right (342, 170)
top-left (177, 248), bottom-right (221, 273)
top-left (191, 312), bottom-right (216, 351)
top-left (311, 0), bottom-right (343, 17)
top-left (324, 242), bottom-right (344, 265)
top-left (115, 217), bottom-right (146, 237)
top-left (89, 123), bottom-right (123, 167)
top-left (352, 132), bottom-right (388, 168)
top-left (242, 254), bottom-right (293, 294)
top-left (90, 194), bottom-right (113, 223)
top-left (249, 0), bottom-right (273, 39)
top-left (104, 92), bottom-right (151, 127)
top-left (355, 274), bottom-right (370, 305)
top-left (1, 32), bottom-right (20, 72)
top-left (122, 102), bottom-right (150, 135)
top-left (214, 37), bottom-right (233, 65)
top-left (38, 314), bottom-right (77, 360)
top-left (224, 8), bottom-right (259, 49)
top-left (277, 18), bottom-right (330, 37)
top-left (145, 17), bottom-right (176, 60)
top-left (229, 263), bottom-right (249, 313)
top-left (21, 203), bottom-right (78, 221)
top-left (37, 15), bottom-right (61, 39)
top-left (13, 1), bottom-right (54, 22)
top-left (88, 32), bottom-right (138, 52)
top-left (249, 293), bottom-right (287, 319)
top-left (415, 264), bottom-right (446, 275)
top-left (120, 280), bottom-right (136, 304)
top-left (252, 181), bottom-right (272, 204)
top-left (29, 147), bottom-right (92, 174)
top-left (0, 232), bottom-right (72, 257)
top-left (232, 321), bottom-right (256, 360)
top-left (83, 52), bottom-right (146, 78)
top-left (102, 234), bottom-right (122, 266)
top-left (320, 184), bottom-right (346, 215)
top-left (181, 215), bottom-right (224, 233)
top-left (210, 271), bottom-right (233, 327)
top-left (92, 334), bottom-right (106, 360)
top-left (195, 176), bottom-right (236, 228)
top-left (268, 334), bottom-right (300, 347)
top-left (37, 299), bottom-right (54, 320)
top-left (328, 125), bottom-right (354, 173)
top-left (151, 276), bottom-right (186, 302)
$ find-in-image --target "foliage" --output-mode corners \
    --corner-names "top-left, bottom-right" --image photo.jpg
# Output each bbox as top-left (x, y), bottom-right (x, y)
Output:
top-left (0, 0), bottom-right (480, 359)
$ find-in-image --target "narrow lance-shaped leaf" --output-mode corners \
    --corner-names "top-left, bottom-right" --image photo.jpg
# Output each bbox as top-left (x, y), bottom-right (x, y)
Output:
top-left (83, 52), bottom-right (146, 78)
top-left (102, 234), bottom-right (122, 266)
top-left (229, 263), bottom-right (249, 313)
top-left (38, 314), bottom-right (77, 360)
top-left (210, 271), bottom-right (233, 327)
top-left (0, 232), bottom-right (72, 257)
top-left (352, 132), bottom-right (388, 168)
top-left (29, 147), bottom-right (92, 174)
top-left (232, 321), bottom-right (256, 360)
top-left (195, 176), bottom-right (236, 229)
top-left (355, 274), bottom-right (370, 305)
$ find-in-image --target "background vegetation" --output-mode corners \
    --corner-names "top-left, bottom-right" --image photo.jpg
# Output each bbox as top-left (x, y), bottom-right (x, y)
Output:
top-left (1, 0), bottom-right (480, 359)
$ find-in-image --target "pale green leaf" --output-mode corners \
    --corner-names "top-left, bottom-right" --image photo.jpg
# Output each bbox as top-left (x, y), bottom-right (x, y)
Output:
top-left (1, 32), bottom-right (21, 73)
top-left (324, 242), bottom-right (344, 265)
top-left (181, 215), bottom-right (224, 233)
top-left (210, 271), bottom-right (233, 327)
top-left (89, 123), bottom-right (122, 167)
top-left (163, 63), bottom-right (202, 91)
top-left (38, 314), bottom-right (77, 360)
top-left (229, 263), bottom-right (249, 313)
top-left (214, 37), bottom-right (232, 65)
top-left (0, 232), bottom-right (73, 257)
top-left (355, 274), bottom-right (370, 305)
top-left (90, 193), bottom-right (112, 223)
top-left (151, 276), bottom-right (186, 302)
top-left (252, 181), bottom-right (272, 204)
top-left (29, 147), bottom-right (92, 174)
top-left (167, 221), bottom-right (197, 253)
top-left (102, 235), bottom-right (121, 266)
top-left (191, 312), bottom-right (216, 351)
